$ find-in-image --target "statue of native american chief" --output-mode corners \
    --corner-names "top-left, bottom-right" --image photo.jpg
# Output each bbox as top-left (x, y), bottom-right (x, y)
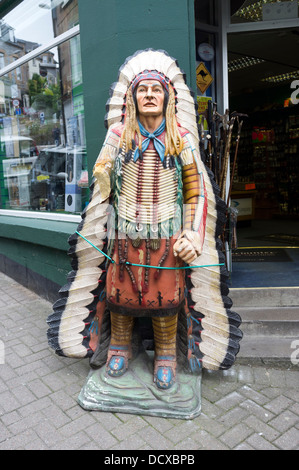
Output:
top-left (47, 49), bottom-right (242, 392)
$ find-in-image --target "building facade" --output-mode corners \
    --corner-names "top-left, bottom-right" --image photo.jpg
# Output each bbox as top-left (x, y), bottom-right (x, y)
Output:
top-left (0, 0), bottom-right (298, 299)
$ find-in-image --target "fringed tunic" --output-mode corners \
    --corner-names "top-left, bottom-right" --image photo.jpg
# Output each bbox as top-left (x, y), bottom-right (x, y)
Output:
top-left (97, 124), bottom-right (207, 318)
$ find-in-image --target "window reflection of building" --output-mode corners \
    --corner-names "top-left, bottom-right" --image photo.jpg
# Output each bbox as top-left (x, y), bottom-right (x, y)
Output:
top-left (0, 0), bottom-right (87, 214)
top-left (39, 51), bottom-right (58, 85)
top-left (52, 1), bottom-right (84, 146)
top-left (0, 25), bottom-right (38, 115)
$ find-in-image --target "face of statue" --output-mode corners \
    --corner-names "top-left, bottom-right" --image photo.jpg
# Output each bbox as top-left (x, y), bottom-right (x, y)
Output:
top-left (136, 80), bottom-right (165, 118)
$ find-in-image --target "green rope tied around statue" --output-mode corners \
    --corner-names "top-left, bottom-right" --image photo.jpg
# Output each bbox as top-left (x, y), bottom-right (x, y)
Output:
top-left (76, 231), bottom-right (224, 270)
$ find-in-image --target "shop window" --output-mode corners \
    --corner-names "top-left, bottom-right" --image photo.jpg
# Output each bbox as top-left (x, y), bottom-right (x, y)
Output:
top-left (0, 41), bottom-right (88, 213)
top-left (231, 0), bottom-right (299, 24)
top-left (0, 0), bottom-right (88, 214)
top-left (2, 0), bottom-right (79, 50)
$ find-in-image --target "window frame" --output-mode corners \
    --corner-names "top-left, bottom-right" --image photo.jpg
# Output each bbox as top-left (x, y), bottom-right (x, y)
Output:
top-left (0, 23), bottom-right (82, 221)
top-left (0, 24), bottom-right (79, 79)
top-left (0, 208), bottom-right (80, 222)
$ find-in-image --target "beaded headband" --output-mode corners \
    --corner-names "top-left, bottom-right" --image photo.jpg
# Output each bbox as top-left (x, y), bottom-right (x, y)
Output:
top-left (131, 70), bottom-right (169, 92)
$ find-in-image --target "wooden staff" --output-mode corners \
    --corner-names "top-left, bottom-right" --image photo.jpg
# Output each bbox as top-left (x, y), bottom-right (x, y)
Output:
top-left (226, 113), bottom-right (248, 206)
top-left (207, 100), bottom-right (215, 173)
top-left (226, 117), bottom-right (243, 206)
top-left (213, 111), bottom-right (222, 186)
top-left (220, 111), bottom-right (236, 200)
top-left (198, 119), bottom-right (207, 165)
top-left (218, 111), bottom-right (227, 188)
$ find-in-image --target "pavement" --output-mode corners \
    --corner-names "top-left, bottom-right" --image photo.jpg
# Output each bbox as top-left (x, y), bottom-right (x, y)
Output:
top-left (0, 271), bottom-right (299, 451)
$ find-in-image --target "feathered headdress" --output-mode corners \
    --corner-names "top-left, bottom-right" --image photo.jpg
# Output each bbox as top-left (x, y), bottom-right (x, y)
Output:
top-left (47, 49), bottom-right (242, 372)
top-left (105, 49), bottom-right (199, 145)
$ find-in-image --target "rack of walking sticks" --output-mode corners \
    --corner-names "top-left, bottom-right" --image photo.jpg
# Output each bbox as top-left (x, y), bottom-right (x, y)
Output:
top-left (199, 102), bottom-right (247, 268)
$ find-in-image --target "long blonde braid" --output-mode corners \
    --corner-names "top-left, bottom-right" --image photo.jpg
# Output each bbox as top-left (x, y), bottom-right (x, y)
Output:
top-left (165, 84), bottom-right (184, 156)
top-left (120, 85), bottom-right (142, 152)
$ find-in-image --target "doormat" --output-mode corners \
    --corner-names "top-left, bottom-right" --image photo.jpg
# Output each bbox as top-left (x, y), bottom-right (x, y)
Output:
top-left (246, 233), bottom-right (299, 246)
top-left (232, 248), bottom-right (292, 263)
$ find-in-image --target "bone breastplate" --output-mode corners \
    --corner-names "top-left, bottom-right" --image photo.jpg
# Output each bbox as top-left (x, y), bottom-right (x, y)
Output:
top-left (114, 141), bottom-right (182, 237)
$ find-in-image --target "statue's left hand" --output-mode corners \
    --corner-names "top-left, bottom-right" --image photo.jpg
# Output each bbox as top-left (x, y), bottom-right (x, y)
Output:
top-left (173, 237), bottom-right (197, 263)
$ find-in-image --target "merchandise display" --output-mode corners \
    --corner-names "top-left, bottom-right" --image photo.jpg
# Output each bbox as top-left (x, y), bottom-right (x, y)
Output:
top-left (232, 109), bottom-right (299, 219)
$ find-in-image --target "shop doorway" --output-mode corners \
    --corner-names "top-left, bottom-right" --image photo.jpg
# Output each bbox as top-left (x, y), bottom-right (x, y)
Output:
top-left (227, 27), bottom-right (299, 288)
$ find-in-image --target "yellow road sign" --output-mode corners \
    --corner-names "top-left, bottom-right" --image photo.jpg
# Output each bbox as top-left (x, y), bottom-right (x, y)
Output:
top-left (196, 62), bottom-right (213, 94)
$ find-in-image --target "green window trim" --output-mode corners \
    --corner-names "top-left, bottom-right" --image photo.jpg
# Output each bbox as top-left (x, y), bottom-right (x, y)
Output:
top-left (0, 214), bottom-right (77, 251)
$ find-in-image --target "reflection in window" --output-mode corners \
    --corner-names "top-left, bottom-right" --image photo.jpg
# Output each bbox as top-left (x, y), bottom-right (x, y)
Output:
top-left (3, 0), bottom-right (79, 52)
top-left (0, 54), bottom-right (4, 70)
top-left (0, 4), bottom-right (88, 213)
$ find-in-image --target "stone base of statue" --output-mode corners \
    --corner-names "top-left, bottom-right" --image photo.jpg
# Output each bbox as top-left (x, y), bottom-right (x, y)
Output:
top-left (78, 351), bottom-right (201, 420)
